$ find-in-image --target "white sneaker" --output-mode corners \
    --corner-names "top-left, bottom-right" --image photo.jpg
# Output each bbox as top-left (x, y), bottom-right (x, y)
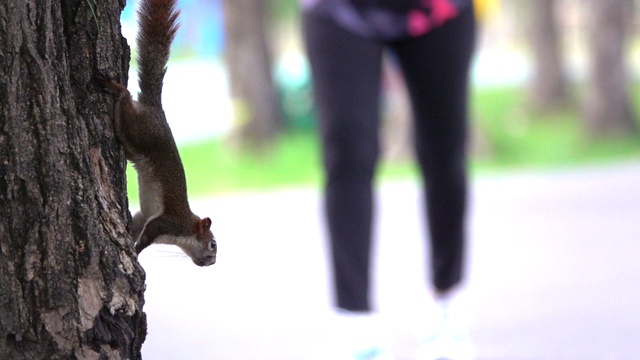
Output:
top-left (416, 290), bottom-right (475, 360)
top-left (306, 310), bottom-right (395, 360)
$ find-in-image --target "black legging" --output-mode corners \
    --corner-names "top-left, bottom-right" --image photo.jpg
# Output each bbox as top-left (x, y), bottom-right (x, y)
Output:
top-left (304, 6), bottom-right (476, 312)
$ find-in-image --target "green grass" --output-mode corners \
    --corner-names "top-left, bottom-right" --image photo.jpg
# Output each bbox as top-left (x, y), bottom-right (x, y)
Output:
top-left (471, 85), bottom-right (640, 171)
top-left (126, 85), bottom-right (640, 202)
top-left (126, 130), bottom-right (324, 202)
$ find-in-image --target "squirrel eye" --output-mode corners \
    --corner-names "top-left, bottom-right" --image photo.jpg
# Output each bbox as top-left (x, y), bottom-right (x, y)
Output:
top-left (209, 238), bottom-right (217, 250)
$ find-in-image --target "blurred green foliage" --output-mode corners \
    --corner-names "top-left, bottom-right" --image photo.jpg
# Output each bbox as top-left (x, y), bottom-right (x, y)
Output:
top-left (269, 0), bottom-right (299, 23)
top-left (473, 85), bottom-right (640, 170)
top-left (126, 84), bottom-right (640, 204)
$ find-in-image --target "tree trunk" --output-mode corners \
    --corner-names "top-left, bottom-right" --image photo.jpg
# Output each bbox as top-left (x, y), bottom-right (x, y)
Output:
top-left (0, 1), bottom-right (147, 359)
top-left (527, 0), bottom-right (568, 111)
top-left (583, 0), bottom-right (638, 138)
top-left (223, 0), bottom-right (282, 150)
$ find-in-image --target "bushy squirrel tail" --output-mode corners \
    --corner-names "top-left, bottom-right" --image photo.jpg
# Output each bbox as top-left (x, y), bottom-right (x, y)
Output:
top-left (136, 0), bottom-right (180, 106)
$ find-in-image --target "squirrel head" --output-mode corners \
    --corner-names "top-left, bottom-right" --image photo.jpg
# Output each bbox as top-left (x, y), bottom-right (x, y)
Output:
top-left (178, 216), bottom-right (216, 266)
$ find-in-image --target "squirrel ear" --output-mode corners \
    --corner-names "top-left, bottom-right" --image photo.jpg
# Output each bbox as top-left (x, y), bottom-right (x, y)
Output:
top-left (195, 218), bottom-right (212, 235)
top-left (202, 217), bottom-right (212, 230)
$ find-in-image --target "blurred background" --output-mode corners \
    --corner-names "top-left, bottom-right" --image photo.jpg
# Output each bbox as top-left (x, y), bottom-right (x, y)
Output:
top-left (120, 0), bottom-right (640, 197)
top-left (122, 1), bottom-right (640, 359)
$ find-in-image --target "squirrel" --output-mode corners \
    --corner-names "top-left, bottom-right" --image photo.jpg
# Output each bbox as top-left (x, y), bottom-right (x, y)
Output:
top-left (97, 0), bottom-right (216, 266)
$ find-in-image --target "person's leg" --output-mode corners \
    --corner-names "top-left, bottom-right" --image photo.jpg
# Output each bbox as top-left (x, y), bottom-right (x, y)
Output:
top-left (303, 12), bottom-right (384, 311)
top-left (390, 6), bottom-right (476, 292)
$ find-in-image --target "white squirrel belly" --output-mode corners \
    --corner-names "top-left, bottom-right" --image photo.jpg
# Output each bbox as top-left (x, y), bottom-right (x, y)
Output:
top-left (154, 234), bottom-right (177, 245)
top-left (134, 157), bottom-right (164, 218)
top-left (154, 234), bottom-right (196, 247)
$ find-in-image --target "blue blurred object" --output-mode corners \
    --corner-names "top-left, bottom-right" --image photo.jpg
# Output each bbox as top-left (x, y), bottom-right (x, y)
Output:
top-left (122, 0), bottom-right (224, 59)
top-left (274, 52), bottom-right (317, 129)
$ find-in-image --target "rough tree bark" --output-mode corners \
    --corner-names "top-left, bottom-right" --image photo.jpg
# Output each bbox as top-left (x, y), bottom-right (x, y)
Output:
top-left (0, 1), bottom-right (147, 359)
top-left (223, 0), bottom-right (282, 150)
top-left (583, 0), bottom-right (638, 138)
top-left (527, 0), bottom-right (568, 111)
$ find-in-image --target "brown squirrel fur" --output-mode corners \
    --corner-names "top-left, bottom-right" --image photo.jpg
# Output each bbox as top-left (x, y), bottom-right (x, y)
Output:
top-left (98, 0), bottom-right (216, 266)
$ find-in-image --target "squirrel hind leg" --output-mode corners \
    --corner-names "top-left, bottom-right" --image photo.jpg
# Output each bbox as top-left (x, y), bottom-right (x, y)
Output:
top-left (96, 71), bottom-right (138, 124)
top-left (96, 71), bottom-right (127, 95)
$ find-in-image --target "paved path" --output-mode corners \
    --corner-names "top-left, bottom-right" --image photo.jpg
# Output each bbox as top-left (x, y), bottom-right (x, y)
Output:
top-left (137, 161), bottom-right (640, 360)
